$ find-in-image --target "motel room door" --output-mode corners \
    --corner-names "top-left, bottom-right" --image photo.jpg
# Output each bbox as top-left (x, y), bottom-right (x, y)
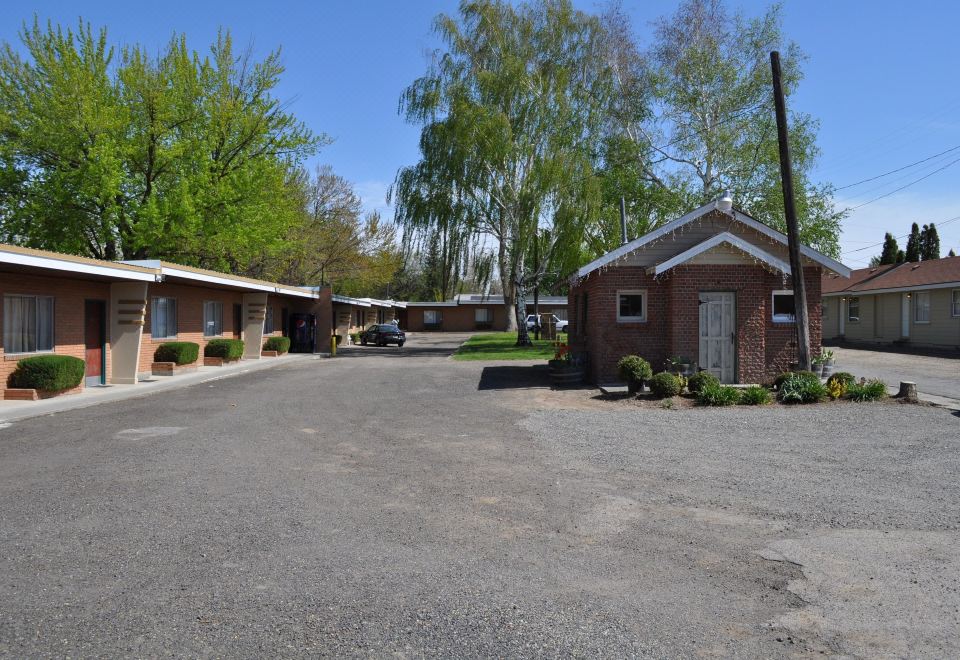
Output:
top-left (84, 300), bottom-right (107, 386)
top-left (698, 292), bottom-right (736, 383)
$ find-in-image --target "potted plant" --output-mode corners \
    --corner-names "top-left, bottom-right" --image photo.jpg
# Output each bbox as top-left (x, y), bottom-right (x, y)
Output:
top-left (666, 355), bottom-right (693, 376)
top-left (548, 342), bottom-right (584, 386)
top-left (820, 349), bottom-right (835, 378)
top-left (811, 353), bottom-right (826, 378)
top-left (617, 355), bottom-right (652, 394)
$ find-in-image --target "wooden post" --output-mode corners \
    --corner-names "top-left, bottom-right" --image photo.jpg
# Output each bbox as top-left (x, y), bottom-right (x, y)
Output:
top-left (771, 51), bottom-right (811, 372)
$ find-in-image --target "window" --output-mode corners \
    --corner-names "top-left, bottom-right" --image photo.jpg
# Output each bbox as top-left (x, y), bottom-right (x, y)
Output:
top-left (847, 297), bottom-right (860, 322)
top-left (424, 310), bottom-right (442, 326)
top-left (822, 302), bottom-right (828, 318)
top-left (953, 290), bottom-right (960, 318)
top-left (915, 291), bottom-right (930, 323)
top-left (203, 301), bottom-right (223, 337)
top-left (151, 297), bottom-right (177, 339)
top-left (3, 295), bottom-right (54, 354)
top-left (553, 308), bottom-right (567, 321)
top-left (772, 290), bottom-right (796, 323)
top-left (264, 305), bottom-right (275, 334)
top-left (475, 308), bottom-right (492, 323)
top-left (616, 290), bottom-right (647, 322)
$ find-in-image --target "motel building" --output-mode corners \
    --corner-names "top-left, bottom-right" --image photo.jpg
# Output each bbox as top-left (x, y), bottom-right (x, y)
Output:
top-left (1, 244), bottom-right (332, 390)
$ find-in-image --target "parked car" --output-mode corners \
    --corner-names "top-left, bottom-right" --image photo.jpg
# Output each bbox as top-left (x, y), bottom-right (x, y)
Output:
top-left (525, 314), bottom-right (568, 332)
top-left (361, 324), bottom-right (406, 347)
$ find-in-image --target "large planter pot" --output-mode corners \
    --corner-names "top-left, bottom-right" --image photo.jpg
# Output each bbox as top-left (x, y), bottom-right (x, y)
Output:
top-left (821, 363), bottom-right (834, 379)
top-left (549, 364), bottom-right (583, 387)
top-left (627, 379), bottom-right (644, 394)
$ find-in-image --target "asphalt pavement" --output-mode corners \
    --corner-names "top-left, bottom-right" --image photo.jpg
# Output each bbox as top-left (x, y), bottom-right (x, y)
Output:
top-left (0, 332), bottom-right (957, 657)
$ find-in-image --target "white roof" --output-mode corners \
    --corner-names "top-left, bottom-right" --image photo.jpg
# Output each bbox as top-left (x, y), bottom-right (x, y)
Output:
top-left (1, 244), bottom-right (160, 282)
top-left (332, 294), bottom-right (371, 307)
top-left (647, 232), bottom-right (792, 276)
top-left (576, 201), bottom-right (851, 280)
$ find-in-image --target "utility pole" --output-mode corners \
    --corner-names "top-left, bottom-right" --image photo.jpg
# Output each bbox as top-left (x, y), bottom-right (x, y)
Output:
top-left (770, 50), bottom-right (811, 371)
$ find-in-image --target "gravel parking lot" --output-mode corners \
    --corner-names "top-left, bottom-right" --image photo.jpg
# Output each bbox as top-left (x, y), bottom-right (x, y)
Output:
top-left (1, 333), bottom-right (957, 657)
top-left (830, 345), bottom-right (960, 400)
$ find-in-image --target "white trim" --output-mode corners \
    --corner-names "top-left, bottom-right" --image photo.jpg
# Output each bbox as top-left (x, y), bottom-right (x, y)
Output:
top-left (616, 289), bottom-right (648, 323)
top-left (1, 249), bottom-right (159, 282)
top-left (646, 232), bottom-right (792, 276)
top-left (332, 294), bottom-right (372, 307)
top-left (576, 202), bottom-right (851, 279)
top-left (822, 280), bottom-right (960, 297)
top-left (771, 289), bottom-right (796, 323)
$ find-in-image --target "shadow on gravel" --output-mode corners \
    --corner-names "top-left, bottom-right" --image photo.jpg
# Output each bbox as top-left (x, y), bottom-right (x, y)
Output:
top-left (477, 365), bottom-right (551, 390)
top-left (334, 344), bottom-right (456, 359)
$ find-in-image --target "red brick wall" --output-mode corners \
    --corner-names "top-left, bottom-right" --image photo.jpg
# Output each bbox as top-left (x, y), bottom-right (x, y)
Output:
top-left (406, 305), bottom-right (509, 332)
top-left (1, 273), bottom-right (112, 386)
top-left (569, 264), bottom-right (823, 384)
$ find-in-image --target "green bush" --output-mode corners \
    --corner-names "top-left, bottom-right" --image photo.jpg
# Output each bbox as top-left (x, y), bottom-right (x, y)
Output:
top-left (334, 334), bottom-right (343, 346)
top-left (774, 370), bottom-right (820, 391)
top-left (696, 383), bottom-right (741, 406)
top-left (826, 372), bottom-right (856, 399)
top-left (687, 371), bottom-right (719, 394)
top-left (648, 372), bottom-right (683, 398)
top-left (349, 332), bottom-right (360, 344)
top-left (8, 354), bottom-right (85, 391)
top-left (777, 372), bottom-right (827, 404)
top-left (263, 336), bottom-right (291, 354)
top-left (740, 385), bottom-right (772, 405)
top-left (154, 341), bottom-right (199, 365)
top-left (617, 355), bottom-right (652, 385)
top-left (204, 338), bottom-right (244, 360)
top-left (847, 378), bottom-right (887, 402)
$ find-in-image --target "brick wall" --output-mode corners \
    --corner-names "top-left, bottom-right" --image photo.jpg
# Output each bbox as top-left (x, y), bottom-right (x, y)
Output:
top-left (1, 273), bottom-right (112, 386)
top-left (569, 264), bottom-right (823, 384)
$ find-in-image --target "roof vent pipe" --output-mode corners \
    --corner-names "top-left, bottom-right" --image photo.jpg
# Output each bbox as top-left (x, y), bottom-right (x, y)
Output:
top-left (619, 196), bottom-right (628, 245)
top-left (717, 190), bottom-right (733, 212)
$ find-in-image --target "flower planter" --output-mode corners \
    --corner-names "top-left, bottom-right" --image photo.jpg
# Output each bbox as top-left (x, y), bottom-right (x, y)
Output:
top-left (627, 380), bottom-right (645, 394)
top-left (202, 357), bottom-right (240, 367)
top-left (549, 362), bottom-right (583, 387)
top-left (3, 384), bottom-right (84, 401)
top-left (261, 350), bottom-right (279, 357)
top-left (151, 361), bottom-right (198, 376)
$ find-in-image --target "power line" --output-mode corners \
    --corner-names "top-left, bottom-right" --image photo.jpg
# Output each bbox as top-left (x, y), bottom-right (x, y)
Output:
top-left (835, 144), bottom-right (960, 190)
top-left (844, 156), bottom-right (960, 211)
top-left (842, 214), bottom-right (960, 255)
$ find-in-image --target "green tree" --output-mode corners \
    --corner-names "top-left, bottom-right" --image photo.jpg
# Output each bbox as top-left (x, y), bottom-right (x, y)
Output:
top-left (392, 0), bottom-right (615, 341)
top-left (0, 19), bottom-right (322, 274)
top-left (637, 0), bottom-right (843, 257)
top-left (949, 248), bottom-right (956, 257)
top-left (920, 223), bottom-right (940, 260)
top-left (878, 232), bottom-right (900, 264)
top-left (904, 222), bottom-right (921, 262)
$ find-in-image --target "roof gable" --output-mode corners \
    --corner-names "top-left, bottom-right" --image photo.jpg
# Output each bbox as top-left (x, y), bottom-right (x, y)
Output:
top-left (647, 232), bottom-right (792, 276)
top-left (576, 201), bottom-right (851, 280)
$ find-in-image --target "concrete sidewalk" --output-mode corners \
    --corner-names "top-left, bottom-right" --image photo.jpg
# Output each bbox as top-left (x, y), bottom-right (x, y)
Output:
top-left (0, 353), bottom-right (322, 424)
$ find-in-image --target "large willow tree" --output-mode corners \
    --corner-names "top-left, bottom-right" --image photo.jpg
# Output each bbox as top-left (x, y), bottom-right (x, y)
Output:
top-left (392, 0), bottom-right (614, 339)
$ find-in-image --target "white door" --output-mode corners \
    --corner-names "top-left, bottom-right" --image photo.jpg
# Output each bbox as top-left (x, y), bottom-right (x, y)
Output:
top-left (901, 293), bottom-right (910, 338)
top-left (699, 292), bottom-right (736, 383)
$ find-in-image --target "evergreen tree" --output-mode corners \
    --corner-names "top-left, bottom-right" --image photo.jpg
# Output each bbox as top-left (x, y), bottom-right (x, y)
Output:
top-left (896, 249), bottom-right (905, 263)
top-left (949, 248), bottom-right (957, 257)
top-left (904, 223), bottom-right (922, 262)
top-left (878, 232), bottom-right (900, 264)
top-left (920, 223), bottom-right (941, 260)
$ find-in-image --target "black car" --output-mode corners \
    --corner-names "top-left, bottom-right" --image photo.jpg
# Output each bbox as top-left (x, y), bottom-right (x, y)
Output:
top-left (361, 324), bottom-right (405, 347)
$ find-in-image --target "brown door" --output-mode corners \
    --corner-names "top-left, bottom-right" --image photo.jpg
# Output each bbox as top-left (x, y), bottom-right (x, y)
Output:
top-left (84, 300), bottom-right (106, 385)
top-left (233, 303), bottom-right (243, 338)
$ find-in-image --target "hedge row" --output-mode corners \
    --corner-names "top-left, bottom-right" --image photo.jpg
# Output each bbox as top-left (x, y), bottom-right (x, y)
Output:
top-left (8, 355), bottom-right (85, 391)
top-left (153, 341), bottom-right (200, 365)
top-left (204, 338), bottom-right (244, 360)
top-left (263, 336), bottom-right (291, 354)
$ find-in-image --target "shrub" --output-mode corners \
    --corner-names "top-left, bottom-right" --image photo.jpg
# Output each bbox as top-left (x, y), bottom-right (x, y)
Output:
top-left (350, 332), bottom-right (360, 344)
top-left (204, 338), bottom-right (244, 360)
top-left (696, 383), bottom-right (741, 406)
top-left (263, 336), bottom-right (291, 354)
top-left (826, 372), bottom-right (856, 400)
top-left (617, 355), bottom-right (652, 385)
top-left (154, 341), bottom-right (199, 365)
top-left (847, 378), bottom-right (887, 402)
top-left (777, 372), bottom-right (827, 404)
top-left (774, 370), bottom-right (820, 391)
top-left (8, 355), bottom-right (85, 391)
top-left (740, 385), bottom-right (772, 405)
top-left (687, 371), bottom-right (719, 394)
top-left (648, 372), bottom-right (683, 398)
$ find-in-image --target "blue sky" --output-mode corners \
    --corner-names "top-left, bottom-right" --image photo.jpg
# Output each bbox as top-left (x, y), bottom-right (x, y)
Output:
top-left (3, 1), bottom-right (959, 265)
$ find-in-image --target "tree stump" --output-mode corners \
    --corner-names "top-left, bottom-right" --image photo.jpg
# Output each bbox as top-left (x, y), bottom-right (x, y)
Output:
top-left (896, 381), bottom-right (918, 403)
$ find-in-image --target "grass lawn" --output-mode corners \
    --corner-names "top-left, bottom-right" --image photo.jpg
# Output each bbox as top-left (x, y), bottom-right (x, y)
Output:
top-left (452, 331), bottom-right (567, 361)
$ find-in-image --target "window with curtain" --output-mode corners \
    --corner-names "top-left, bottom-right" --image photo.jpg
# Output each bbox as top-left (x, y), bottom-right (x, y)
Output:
top-left (203, 301), bottom-right (223, 337)
top-left (475, 308), bottom-right (492, 323)
top-left (424, 310), bottom-right (442, 325)
top-left (952, 290), bottom-right (960, 317)
top-left (915, 292), bottom-right (930, 323)
top-left (3, 294), bottom-right (54, 354)
top-left (264, 305), bottom-right (275, 334)
top-left (847, 297), bottom-right (860, 322)
top-left (151, 297), bottom-right (177, 339)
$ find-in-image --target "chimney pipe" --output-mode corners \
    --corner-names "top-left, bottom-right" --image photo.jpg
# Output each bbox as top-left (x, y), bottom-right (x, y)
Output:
top-left (619, 196), bottom-right (628, 245)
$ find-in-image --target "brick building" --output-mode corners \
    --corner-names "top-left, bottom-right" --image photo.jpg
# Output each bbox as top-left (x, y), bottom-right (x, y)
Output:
top-left (403, 295), bottom-right (568, 332)
top-left (1, 244), bottom-right (331, 389)
top-left (567, 201), bottom-right (850, 385)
